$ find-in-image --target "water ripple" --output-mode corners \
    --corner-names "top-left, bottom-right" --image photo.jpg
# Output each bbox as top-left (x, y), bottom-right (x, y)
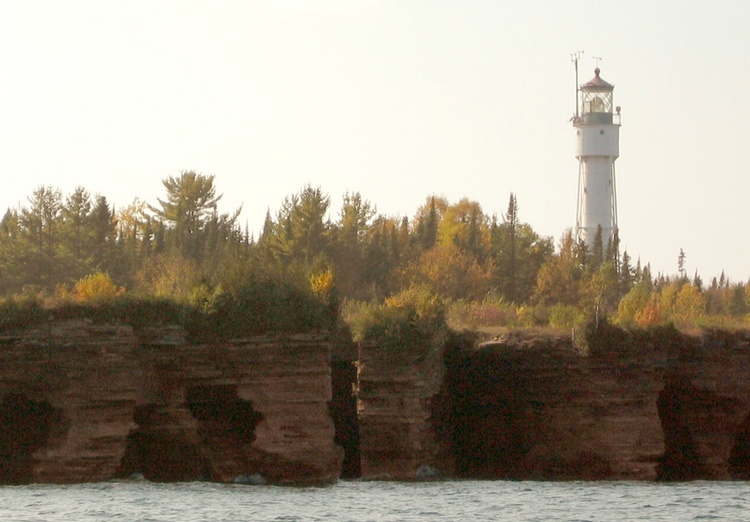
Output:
top-left (0, 480), bottom-right (748, 521)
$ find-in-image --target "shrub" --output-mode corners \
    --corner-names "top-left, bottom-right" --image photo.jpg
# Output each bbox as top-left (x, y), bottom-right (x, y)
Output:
top-left (0, 296), bottom-right (46, 333)
top-left (445, 297), bottom-right (518, 330)
top-left (517, 304), bottom-right (550, 327)
top-left (548, 304), bottom-right (585, 329)
top-left (348, 285), bottom-right (447, 357)
top-left (187, 278), bottom-right (333, 341)
top-left (50, 296), bottom-right (188, 328)
top-left (71, 272), bottom-right (125, 302)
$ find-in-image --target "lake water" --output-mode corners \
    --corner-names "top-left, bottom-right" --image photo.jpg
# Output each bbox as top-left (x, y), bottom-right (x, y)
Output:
top-left (0, 480), bottom-right (747, 521)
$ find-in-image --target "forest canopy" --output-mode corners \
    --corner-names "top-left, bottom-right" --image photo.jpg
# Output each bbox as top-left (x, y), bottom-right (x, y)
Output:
top-left (0, 171), bottom-right (747, 334)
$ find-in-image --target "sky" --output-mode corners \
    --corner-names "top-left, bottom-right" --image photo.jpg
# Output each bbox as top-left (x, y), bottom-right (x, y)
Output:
top-left (1, 1), bottom-right (749, 282)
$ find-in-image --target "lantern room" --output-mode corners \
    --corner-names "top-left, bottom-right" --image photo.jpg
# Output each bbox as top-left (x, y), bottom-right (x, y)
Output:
top-left (580, 68), bottom-right (614, 124)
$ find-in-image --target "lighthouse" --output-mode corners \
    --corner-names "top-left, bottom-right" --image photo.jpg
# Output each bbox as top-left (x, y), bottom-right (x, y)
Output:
top-left (573, 66), bottom-right (621, 249)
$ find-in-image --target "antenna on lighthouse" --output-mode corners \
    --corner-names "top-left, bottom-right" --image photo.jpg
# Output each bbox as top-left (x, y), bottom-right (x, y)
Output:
top-left (570, 51), bottom-right (583, 119)
top-left (592, 56), bottom-right (603, 68)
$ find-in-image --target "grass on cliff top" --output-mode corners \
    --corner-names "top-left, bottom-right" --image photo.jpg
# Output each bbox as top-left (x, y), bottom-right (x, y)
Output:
top-left (0, 279), bottom-right (336, 341)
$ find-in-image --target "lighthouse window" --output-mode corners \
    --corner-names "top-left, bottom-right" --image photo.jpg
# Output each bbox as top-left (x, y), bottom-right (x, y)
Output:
top-left (582, 92), bottom-right (613, 115)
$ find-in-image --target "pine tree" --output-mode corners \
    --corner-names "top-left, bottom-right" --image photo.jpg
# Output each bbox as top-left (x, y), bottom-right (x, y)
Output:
top-left (729, 283), bottom-right (747, 317)
top-left (150, 171), bottom-right (224, 260)
top-left (90, 195), bottom-right (117, 272)
top-left (20, 186), bottom-right (63, 288)
top-left (692, 270), bottom-right (703, 290)
top-left (61, 186), bottom-right (93, 274)
top-left (420, 197), bottom-right (438, 250)
top-left (619, 250), bottom-right (633, 294)
top-left (503, 193), bottom-right (518, 301)
top-left (677, 248), bottom-right (688, 284)
top-left (590, 226), bottom-right (604, 271)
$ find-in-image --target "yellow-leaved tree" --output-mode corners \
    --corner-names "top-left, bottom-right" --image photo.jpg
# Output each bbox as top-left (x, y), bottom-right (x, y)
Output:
top-left (71, 272), bottom-right (124, 302)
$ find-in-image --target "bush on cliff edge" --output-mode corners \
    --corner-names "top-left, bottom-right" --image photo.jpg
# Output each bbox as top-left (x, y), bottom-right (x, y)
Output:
top-left (0, 277), bottom-right (335, 341)
top-left (348, 285), bottom-right (448, 357)
top-left (0, 297), bottom-right (47, 333)
top-left (187, 278), bottom-right (335, 341)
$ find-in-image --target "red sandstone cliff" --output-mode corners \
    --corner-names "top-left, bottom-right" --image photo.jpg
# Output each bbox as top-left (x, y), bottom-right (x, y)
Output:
top-left (658, 330), bottom-right (750, 480)
top-left (450, 334), bottom-right (667, 479)
top-left (356, 337), bottom-right (449, 480)
top-left (0, 320), bottom-right (342, 485)
top-left (448, 328), bottom-right (750, 481)
top-left (2, 318), bottom-right (750, 484)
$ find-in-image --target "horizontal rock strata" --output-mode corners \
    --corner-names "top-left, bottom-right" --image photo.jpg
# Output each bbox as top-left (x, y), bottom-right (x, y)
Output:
top-left (2, 318), bottom-right (749, 484)
top-left (452, 334), bottom-right (668, 479)
top-left (449, 328), bottom-right (750, 481)
top-left (0, 321), bottom-right (342, 485)
top-left (357, 338), bottom-right (448, 480)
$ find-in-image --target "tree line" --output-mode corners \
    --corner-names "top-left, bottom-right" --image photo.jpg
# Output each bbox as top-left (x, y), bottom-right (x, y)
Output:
top-left (0, 171), bottom-right (746, 332)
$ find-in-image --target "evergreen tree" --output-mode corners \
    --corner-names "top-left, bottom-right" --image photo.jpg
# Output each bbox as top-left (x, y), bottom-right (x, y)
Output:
top-left (61, 186), bottom-right (93, 275)
top-left (0, 209), bottom-right (23, 293)
top-left (263, 185), bottom-right (331, 283)
top-left (606, 229), bottom-right (620, 268)
top-left (150, 171), bottom-right (225, 260)
top-left (590, 226), bottom-right (604, 271)
top-left (331, 192), bottom-right (375, 299)
top-left (619, 250), bottom-right (634, 294)
top-left (677, 248), bottom-right (688, 284)
top-left (19, 186), bottom-right (63, 288)
top-left (419, 197), bottom-right (438, 250)
top-left (491, 194), bottom-right (552, 303)
top-left (260, 209), bottom-right (274, 244)
top-left (89, 195), bottom-right (117, 272)
top-left (729, 283), bottom-right (747, 317)
top-left (692, 270), bottom-right (703, 290)
top-left (502, 193), bottom-right (518, 301)
top-left (362, 216), bottom-right (403, 299)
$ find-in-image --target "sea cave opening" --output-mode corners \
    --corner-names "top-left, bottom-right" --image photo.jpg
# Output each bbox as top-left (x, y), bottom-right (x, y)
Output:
top-left (728, 410), bottom-right (750, 479)
top-left (186, 384), bottom-right (263, 443)
top-left (117, 404), bottom-right (209, 482)
top-left (0, 393), bottom-right (63, 484)
top-left (329, 358), bottom-right (361, 478)
top-left (656, 378), bottom-right (707, 481)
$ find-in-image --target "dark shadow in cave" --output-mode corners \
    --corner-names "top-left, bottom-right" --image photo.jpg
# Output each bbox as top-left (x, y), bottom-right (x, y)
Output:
top-left (329, 358), bottom-right (361, 478)
top-left (440, 332), bottom-right (535, 479)
top-left (0, 393), bottom-right (64, 484)
top-left (728, 410), bottom-right (750, 479)
top-left (656, 377), bottom-right (708, 481)
top-left (186, 384), bottom-right (265, 482)
top-left (117, 404), bottom-right (209, 482)
top-left (186, 384), bottom-right (263, 442)
top-left (118, 385), bottom-right (264, 482)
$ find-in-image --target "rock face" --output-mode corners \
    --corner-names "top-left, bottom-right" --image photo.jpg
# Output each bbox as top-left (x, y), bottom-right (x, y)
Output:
top-left (0, 321), bottom-right (141, 484)
top-left (446, 327), bottom-right (750, 481)
top-left (657, 330), bottom-right (750, 480)
top-left (2, 318), bottom-right (750, 484)
top-left (448, 333), bottom-right (668, 479)
top-left (0, 321), bottom-right (342, 485)
top-left (357, 337), bottom-right (449, 480)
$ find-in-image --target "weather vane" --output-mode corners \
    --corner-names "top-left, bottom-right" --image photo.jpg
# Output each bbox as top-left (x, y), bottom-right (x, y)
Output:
top-left (593, 56), bottom-right (603, 68)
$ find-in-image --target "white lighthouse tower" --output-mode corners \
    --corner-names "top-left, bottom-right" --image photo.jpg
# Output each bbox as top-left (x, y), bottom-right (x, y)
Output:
top-left (573, 64), bottom-right (621, 249)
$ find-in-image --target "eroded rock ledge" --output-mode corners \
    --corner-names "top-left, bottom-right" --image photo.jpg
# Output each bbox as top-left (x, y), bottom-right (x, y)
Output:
top-left (0, 321), bottom-right (342, 485)
top-left (2, 319), bottom-right (750, 484)
top-left (356, 326), bottom-right (750, 481)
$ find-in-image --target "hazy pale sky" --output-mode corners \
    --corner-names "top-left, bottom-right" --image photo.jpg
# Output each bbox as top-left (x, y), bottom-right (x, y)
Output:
top-left (1, 1), bottom-right (749, 282)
